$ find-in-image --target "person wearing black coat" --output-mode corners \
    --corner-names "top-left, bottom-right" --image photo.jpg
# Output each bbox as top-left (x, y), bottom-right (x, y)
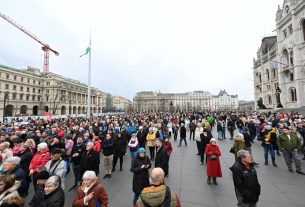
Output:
top-left (79, 142), bottom-right (100, 180)
top-left (230, 150), bottom-right (260, 206)
top-left (40, 176), bottom-right (65, 207)
top-left (136, 127), bottom-right (147, 148)
top-left (242, 127), bottom-right (258, 166)
top-left (17, 144), bottom-right (33, 188)
top-left (130, 148), bottom-right (151, 206)
top-left (112, 133), bottom-right (127, 172)
top-left (154, 139), bottom-right (169, 176)
top-left (178, 123), bottom-right (187, 146)
top-left (247, 121), bottom-right (257, 142)
top-left (200, 128), bottom-right (212, 165)
top-left (227, 118), bottom-right (236, 139)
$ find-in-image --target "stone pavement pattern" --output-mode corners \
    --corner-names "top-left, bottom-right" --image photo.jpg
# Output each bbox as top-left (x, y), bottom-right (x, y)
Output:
top-left (26, 129), bottom-right (305, 207)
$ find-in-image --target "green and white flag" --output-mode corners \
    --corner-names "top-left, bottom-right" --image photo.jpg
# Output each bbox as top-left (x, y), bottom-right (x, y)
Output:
top-left (80, 47), bottom-right (91, 57)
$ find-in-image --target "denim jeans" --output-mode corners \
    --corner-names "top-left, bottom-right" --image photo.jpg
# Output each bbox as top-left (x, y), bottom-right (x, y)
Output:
top-left (130, 151), bottom-right (137, 162)
top-left (217, 131), bottom-right (223, 140)
top-left (264, 144), bottom-right (275, 162)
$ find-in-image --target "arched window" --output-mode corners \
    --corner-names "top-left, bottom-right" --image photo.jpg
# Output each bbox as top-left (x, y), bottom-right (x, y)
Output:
top-left (290, 51), bottom-right (294, 65)
top-left (289, 88), bottom-right (297, 102)
top-left (283, 49), bottom-right (289, 65)
top-left (302, 19), bottom-right (305, 41)
top-left (273, 69), bottom-right (277, 78)
top-left (266, 69), bottom-right (270, 81)
top-left (267, 94), bottom-right (272, 105)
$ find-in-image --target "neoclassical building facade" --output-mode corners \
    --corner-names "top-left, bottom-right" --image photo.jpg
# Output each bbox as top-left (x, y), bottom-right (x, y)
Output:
top-left (0, 64), bottom-right (110, 117)
top-left (254, 0), bottom-right (305, 109)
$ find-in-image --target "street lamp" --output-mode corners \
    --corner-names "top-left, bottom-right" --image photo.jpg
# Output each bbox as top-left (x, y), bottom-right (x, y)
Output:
top-left (3, 92), bottom-right (9, 123)
top-left (276, 86), bottom-right (283, 108)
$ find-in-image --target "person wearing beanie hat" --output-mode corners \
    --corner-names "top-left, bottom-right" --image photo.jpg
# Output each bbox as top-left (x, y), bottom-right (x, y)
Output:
top-left (29, 170), bottom-right (50, 207)
top-left (131, 145), bottom-right (151, 205)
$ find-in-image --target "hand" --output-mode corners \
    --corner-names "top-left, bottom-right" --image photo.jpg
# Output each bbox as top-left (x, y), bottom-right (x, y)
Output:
top-left (141, 165), bottom-right (145, 169)
top-left (265, 139), bottom-right (268, 142)
top-left (85, 192), bottom-right (94, 202)
top-left (29, 169), bottom-right (34, 176)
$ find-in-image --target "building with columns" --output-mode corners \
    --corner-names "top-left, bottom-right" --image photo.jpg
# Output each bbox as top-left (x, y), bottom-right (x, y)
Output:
top-left (253, 0), bottom-right (305, 109)
top-left (0, 64), bottom-right (110, 117)
top-left (112, 96), bottom-right (132, 111)
top-left (133, 91), bottom-right (214, 112)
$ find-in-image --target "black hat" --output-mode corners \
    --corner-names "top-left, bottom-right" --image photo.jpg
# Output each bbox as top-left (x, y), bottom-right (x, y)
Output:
top-left (35, 171), bottom-right (49, 180)
top-left (51, 148), bottom-right (62, 154)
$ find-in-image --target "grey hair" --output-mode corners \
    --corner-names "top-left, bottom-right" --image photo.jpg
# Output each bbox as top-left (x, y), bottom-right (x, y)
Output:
top-left (82, 170), bottom-right (97, 180)
top-left (236, 150), bottom-right (250, 159)
top-left (5, 157), bottom-right (21, 165)
top-left (86, 142), bottom-right (94, 147)
top-left (45, 176), bottom-right (61, 187)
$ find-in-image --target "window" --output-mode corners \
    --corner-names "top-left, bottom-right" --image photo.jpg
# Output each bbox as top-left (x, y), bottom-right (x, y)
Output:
top-left (33, 80), bottom-right (36, 84)
top-left (283, 29), bottom-right (287, 38)
top-left (27, 79), bottom-right (30, 83)
top-left (46, 96), bottom-right (49, 102)
top-left (267, 95), bottom-right (272, 105)
top-left (6, 74), bottom-right (9, 79)
top-left (46, 82), bottom-right (50, 86)
top-left (303, 19), bottom-right (305, 41)
top-left (26, 95), bottom-right (30, 101)
top-left (38, 96), bottom-right (41, 101)
top-left (14, 76), bottom-right (17, 81)
top-left (21, 77), bottom-right (24, 82)
top-left (13, 85), bottom-right (16, 90)
top-left (273, 69), bottom-right (277, 78)
top-left (33, 88), bottom-right (36, 93)
top-left (38, 89), bottom-right (41, 94)
top-left (19, 94), bottom-right (23, 100)
top-left (27, 87), bottom-right (30, 92)
top-left (288, 25), bottom-right (293, 35)
top-left (32, 95), bottom-right (35, 101)
top-left (290, 73), bottom-right (294, 82)
top-left (266, 69), bottom-right (270, 81)
top-left (5, 84), bottom-right (9, 89)
top-left (289, 88), bottom-right (297, 102)
top-left (38, 81), bottom-right (41, 85)
top-left (12, 93), bottom-right (16, 100)
top-left (20, 86), bottom-right (23, 91)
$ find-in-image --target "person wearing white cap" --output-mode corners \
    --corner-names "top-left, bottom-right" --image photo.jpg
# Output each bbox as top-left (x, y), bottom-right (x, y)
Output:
top-left (205, 138), bottom-right (222, 185)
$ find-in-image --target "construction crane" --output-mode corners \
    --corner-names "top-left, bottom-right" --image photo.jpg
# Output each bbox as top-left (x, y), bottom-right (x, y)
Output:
top-left (0, 11), bottom-right (59, 73)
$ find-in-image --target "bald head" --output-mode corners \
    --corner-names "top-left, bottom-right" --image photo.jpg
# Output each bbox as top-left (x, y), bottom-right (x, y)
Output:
top-left (150, 168), bottom-right (165, 185)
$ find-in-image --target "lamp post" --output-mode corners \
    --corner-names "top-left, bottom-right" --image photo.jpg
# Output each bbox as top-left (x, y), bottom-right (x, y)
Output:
top-left (3, 92), bottom-right (9, 123)
top-left (276, 86), bottom-right (283, 108)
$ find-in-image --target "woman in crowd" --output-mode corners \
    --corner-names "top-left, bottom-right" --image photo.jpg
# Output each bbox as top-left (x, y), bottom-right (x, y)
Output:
top-left (112, 132), bottom-right (127, 172)
top-left (205, 138), bottom-right (222, 185)
top-left (42, 176), bottom-right (65, 207)
top-left (232, 133), bottom-right (246, 160)
top-left (130, 148), bottom-right (151, 206)
top-left (0, 175), bottom-right (25, 207)
top-left (146, 127), bottom-right (156, 161)
top-left (200, 128), bottom-right (212, 165)
top-left (128, 134), bottom-right (139, 163)
top-left (72, 171), bottom-right (108, 207)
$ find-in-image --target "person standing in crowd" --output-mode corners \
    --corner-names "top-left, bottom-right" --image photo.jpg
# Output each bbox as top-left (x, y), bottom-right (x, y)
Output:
top-left (236, 117), bottom-right (245, 133)
top-left (136, 126), bottom-right (147, 148)
top-left (195, 123), bottom-right (203, 155)
top-left (0, 175), bottom-right (25, 207)
top-left (242, 127), bottom-right (258, 166)
top-left (131, 148), bottom-right (151, 206)
top-left (200, 128), bottom-right (212, 165)
top-left (189, 120), bottom-right (196, 141)
top-left (69, 137), bottom-right (85, 191)
top-left (72, 171), bottom-right (108, 207)
top-left (102, 134), bottom-right (114, 179)
top-left (227, 117), bottom-right (236, 140)
top-left (216, 119), bottom-right (224, 140)
top-left (172, 124), bottom-right (179, 142)
top-left (112, 132), bottom-right (127, 172)
top-left (1, 157), bottom-right (28, 197)
top-left (155, 139), bottom-right (169, 177)
top-left (230, 150), bottom-right (261, 207)
top-left (29, 142), bottom-right (50, 190)
top-left (232, 133), bottom-right (246, 160)
top-left (92, 136), bottom-right (101, 155)
top-left (262, 125), bottom-right (278, 167)
top-left (135, 168), bottom-right (181, 207)
top-left (128, 134), bottom-right (139, 163)
top-left (45, 148), bottom-right (66, 190)
top-left (0, 142), bottom-right (13, 165)
top-left (205, 138), bottom-right (222, 185)
top-left (79, 142), bottom-right (100, 181)
top-left (17, 143), bottom-right (33, 190)
top-left (178, 123), bottom-right (187, 147)
top-left (42, 176), bottom-right (65, 207)
top-left (146, 128), bottom-right (156, 161)
top-left (164, 137), bottom-right (173, 159)
top-left (167, 121), bottom-right (173, 138)
top-left (277, 127), bottom-right (305, 174)
top-left (29, 170), bottom-right (50, 207)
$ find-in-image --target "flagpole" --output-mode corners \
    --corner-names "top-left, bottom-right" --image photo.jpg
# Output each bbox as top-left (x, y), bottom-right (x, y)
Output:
top-left (87, 30), bottom-right (91, 117)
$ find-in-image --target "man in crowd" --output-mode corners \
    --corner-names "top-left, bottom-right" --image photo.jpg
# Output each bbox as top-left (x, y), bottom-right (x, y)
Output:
top-left (189, 120), bottom-right (196, 140)
top-left (230, 150), bottom-right (261, 207)
top-left (79, 142), bottom-right (100, 180)
top-left (102, 133), bottom-right (115, 179)
top-left (135, 167), bottom-right (181, 207)
top-left (277, 127), bottom-right (305, 174)
top-left (155, 138), bottom-right (169, 177)
top-left (178, 123), bottom-right (187, 147)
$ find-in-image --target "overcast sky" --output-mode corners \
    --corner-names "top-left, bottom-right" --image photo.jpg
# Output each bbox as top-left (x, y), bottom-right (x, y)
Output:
top-left (0, 0), bottom-right (283, 100)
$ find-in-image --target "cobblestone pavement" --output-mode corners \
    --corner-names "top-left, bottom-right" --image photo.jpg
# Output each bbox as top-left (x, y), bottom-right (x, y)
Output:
top-left (26, 128), bottom-right (305, 206)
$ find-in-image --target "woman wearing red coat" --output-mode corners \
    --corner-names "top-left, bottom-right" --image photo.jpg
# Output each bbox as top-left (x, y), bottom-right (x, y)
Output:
top-left (205, 138), bottom-right (222, 185)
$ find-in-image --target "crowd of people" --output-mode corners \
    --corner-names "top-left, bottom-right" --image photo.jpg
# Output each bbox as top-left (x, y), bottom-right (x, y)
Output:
top-left (0, 110), bottom-right (303, 206)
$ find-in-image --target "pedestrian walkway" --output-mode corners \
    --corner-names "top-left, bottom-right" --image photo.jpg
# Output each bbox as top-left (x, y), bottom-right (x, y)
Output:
top-left (26, 129), bottom-right (305, 206)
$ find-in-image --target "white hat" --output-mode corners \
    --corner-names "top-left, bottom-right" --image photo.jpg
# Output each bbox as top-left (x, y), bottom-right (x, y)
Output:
top-left (210, 138), bottom-right (217, 143)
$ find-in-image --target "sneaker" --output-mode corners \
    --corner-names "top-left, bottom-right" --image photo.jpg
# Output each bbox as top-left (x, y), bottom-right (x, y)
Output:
top-left (253, 162), bottom-right (259, 166)
top-left (272, 163), bottom-right (278, 167)
top-left (213, 180), bottom-right (218, 185)
top-left (120, 168), bottom-right (123, 171)
top-left (207, 180), bottom-right (211, 185)
top-left (264, 162), bottom-right (268, 165)
top-left (108, 174), bottom-right (112, 178)
top-left (288, 169), bottom-right (294, 173)
top-left (103, 174), bottom-right (108, 179)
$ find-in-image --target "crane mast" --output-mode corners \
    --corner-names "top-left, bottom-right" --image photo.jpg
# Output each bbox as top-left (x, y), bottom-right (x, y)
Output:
top-left (0, 11), bottom-right (59, 73)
